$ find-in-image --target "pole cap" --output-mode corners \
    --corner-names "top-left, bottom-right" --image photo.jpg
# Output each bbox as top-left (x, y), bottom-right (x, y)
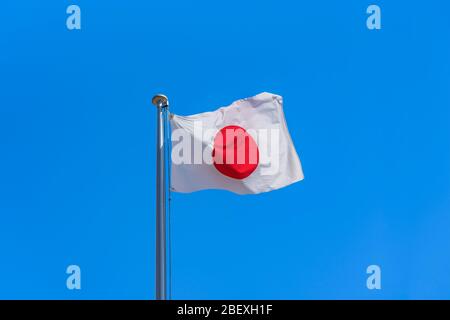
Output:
top-left (152, 94), bottom-right (169, 108)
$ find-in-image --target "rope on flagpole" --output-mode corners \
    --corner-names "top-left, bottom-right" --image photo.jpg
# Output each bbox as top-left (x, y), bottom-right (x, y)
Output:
top-left (165, 108), bottom-right (173, 300)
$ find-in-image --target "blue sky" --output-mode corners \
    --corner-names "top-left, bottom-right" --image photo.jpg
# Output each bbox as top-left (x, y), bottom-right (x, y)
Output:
top-left (1, 1), bottom-right (450, 299)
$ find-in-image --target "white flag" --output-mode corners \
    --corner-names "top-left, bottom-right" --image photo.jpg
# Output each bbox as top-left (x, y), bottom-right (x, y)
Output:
top-left (170, 92), bottom-right (304, 194)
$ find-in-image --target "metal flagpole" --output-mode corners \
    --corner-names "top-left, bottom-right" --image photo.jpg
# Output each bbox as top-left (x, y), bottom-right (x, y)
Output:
top-left (152, 93), bottom-right (169, 300)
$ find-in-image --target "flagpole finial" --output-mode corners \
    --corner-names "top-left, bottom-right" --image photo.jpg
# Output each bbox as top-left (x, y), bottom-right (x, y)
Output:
top-left (152, 94), bottom-right (169, 108)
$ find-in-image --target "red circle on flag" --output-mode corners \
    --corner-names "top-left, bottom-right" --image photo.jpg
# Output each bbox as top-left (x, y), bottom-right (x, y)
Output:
top-left (212, 125), bottom-right (259, 180)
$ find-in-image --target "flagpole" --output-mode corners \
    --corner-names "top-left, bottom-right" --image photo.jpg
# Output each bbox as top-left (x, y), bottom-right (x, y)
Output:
top-left (152, 93), bottom-right (169, 300)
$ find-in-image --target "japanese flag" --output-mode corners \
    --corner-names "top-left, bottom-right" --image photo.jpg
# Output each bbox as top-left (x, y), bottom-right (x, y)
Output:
top-left (169, 92), bottom-right (304, 194)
